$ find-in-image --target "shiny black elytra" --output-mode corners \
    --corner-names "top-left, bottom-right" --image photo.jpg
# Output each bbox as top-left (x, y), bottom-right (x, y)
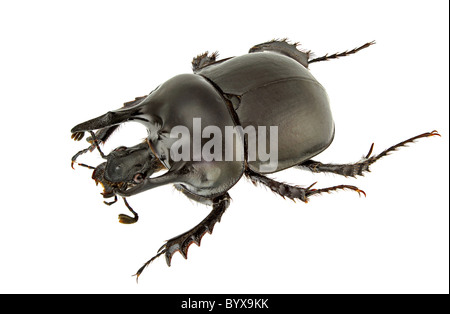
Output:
top-left (70, 39), bottom-right (439, 280)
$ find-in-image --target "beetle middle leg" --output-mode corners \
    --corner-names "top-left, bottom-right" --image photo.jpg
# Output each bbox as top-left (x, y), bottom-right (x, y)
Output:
top-left (297, 130), bottom-right (440, 177)
top-left (249, 38), bottom-right (310, 68)
top-left (245, 168), bottom-right (365, 203)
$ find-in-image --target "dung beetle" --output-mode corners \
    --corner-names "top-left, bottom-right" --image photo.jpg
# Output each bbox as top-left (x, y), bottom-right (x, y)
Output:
top-left (71, 39), bottom-right (440, 279)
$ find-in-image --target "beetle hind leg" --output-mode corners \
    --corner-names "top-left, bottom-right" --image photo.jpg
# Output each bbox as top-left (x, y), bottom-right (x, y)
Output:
top-left (134, 193), bottom-right (230, 281)
top-left (245, 168), bottom-right (365, 203)
top-left (249, 39), bottom-right (310, 68)
top-left (192, 51), bottom-right (219, 72)
top-left (308, 41), bottom-right (376, 64)
top-left (298, 130), bottom-right (440, 177)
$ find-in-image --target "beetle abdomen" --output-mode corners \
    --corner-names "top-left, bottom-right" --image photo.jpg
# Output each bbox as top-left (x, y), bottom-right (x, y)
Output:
top-left (239, 77), bottom-right (334, 173)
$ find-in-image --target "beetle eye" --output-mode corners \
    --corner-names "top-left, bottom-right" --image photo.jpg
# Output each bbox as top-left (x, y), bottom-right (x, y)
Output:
top-left (114, 146), bottom-right (127, 152)
top-left (133, 173), bottom-right (144, 184)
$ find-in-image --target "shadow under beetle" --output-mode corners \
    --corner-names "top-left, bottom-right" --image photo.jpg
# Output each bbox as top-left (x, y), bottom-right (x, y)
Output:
top-left (70, 39), bottom-right (440, 280)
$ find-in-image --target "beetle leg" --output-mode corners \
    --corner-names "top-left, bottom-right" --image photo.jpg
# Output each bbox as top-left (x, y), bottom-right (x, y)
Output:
top-left (134, 193), bottom-right (230, 281)
top-left (192, 51), bottom-right (219, 72)
top-left (245, 168), bottom-right (365, 202)
top-left (298, 130), bottom-right (440, 177)
top-left (308, 41), bottom-right (375, 64)
top-left (249, 38), bottom-right (310, 68)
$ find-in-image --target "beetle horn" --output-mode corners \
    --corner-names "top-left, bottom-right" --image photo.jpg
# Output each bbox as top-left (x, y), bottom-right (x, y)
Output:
top-left (71, 105), bottom-right (143, 133)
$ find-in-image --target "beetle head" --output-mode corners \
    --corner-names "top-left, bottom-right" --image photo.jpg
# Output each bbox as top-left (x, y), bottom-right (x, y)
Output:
top-left (92, 141), bottom-right (165, 196)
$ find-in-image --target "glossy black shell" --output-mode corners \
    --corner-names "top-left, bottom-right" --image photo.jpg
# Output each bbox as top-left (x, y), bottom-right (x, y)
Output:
top-left (197, 52), bottom-right (334, 173)
top-left (71, 48), bottom-right (335, 196)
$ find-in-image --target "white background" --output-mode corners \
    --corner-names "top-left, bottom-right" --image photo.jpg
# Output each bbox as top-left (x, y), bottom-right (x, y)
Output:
top-left (0, 0), bottom-right (448, 294)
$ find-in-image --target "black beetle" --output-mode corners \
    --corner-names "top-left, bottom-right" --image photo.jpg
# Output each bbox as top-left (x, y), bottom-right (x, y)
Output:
top-left (71, 39), bottom-right (439, 279)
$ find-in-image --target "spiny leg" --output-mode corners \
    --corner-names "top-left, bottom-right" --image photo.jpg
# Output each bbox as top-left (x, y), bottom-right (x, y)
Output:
top-left (308, 41), bottom-right (375, 64)
top-left (298, 130), bottom-right (440, 177)
top-left (245, 168), bottom-right (365, 203)
top-left (249, 38), bottom-right (310, 68)
top-left (192, 51), bottom-right (219, 72)
top-left (248, 39), bottom-right (374, 69)
top-left (134, 193), bottom-right (230, 281)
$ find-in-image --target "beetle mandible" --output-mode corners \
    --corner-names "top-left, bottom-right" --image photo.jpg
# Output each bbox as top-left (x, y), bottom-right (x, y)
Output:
top-left (71, 39), bottom-right (440, 279)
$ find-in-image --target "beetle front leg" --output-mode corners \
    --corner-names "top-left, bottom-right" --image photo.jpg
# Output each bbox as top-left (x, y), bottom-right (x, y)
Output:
top-left (297, 130), bottom-right (440, 177)
top-left (134, 193), bottom-right (230, 280)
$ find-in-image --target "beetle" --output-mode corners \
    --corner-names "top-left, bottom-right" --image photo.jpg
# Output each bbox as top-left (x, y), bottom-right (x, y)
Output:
top-left (71, 39), bottom-right (439, 279)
